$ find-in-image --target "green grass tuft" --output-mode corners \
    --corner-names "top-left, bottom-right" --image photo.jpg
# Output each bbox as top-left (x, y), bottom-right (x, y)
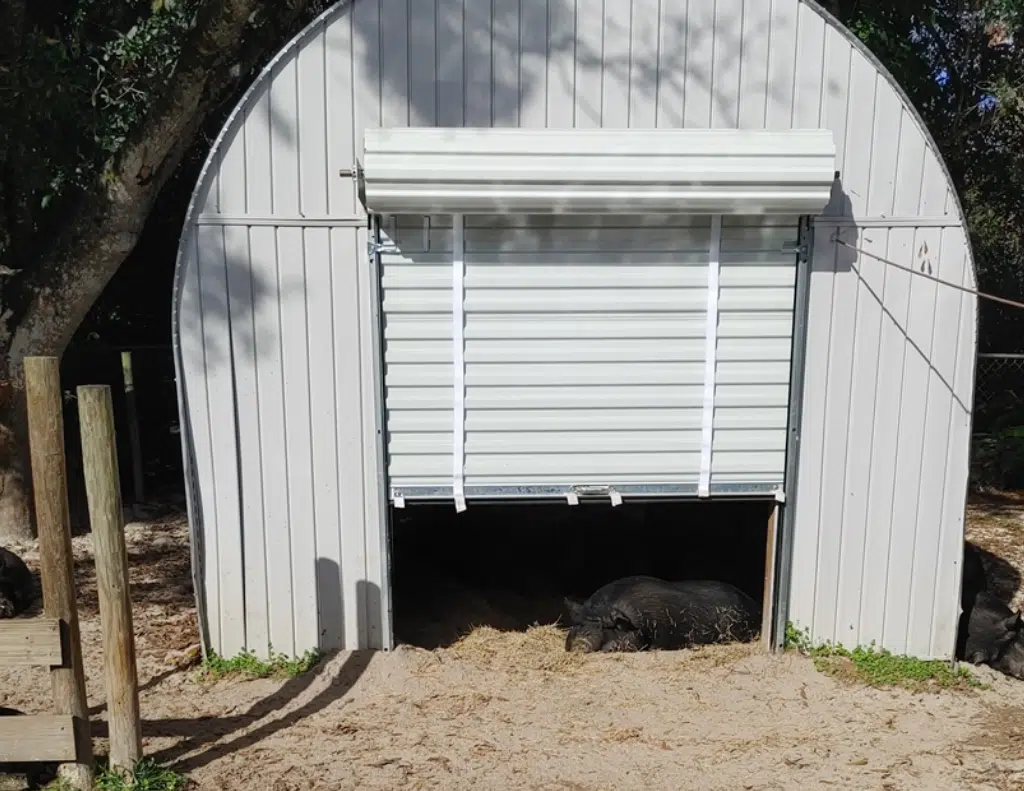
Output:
top-left (198, 646), bottom-right (323, 681)
top-left (43, 758), bottom-right (188, 791)
top-left (783, 621), bottom-right (985, 692)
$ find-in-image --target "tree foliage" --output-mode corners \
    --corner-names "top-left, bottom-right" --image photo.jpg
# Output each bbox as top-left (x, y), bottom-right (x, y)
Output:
top-left (833, 0), bottom-right (1024, 351)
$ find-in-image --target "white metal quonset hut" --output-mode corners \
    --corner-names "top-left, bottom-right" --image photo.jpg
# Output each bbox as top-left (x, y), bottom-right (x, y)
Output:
top-left (173, 0), bottom-right (978, 661)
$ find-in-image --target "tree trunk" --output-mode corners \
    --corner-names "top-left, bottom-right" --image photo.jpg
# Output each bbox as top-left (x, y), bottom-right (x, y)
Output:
top-left (0, 0), bottom-right (315, 542)
top-left (0, 378), bottom-right (33, 541)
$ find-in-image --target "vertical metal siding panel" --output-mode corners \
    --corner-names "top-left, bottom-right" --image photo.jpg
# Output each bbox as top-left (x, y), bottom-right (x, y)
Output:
top-left (466, 0), bottom-right (493, 126)
top-left (357, 223), bottom-right (389, 649)
top-left (790, 4), bottom-right (824, 128)
top-left (296, 29), bottom-right (335, 654)
top-left (409, 0), bottom-right (438, 126)
top-left (320, 13), bottom-right (356, 649)
top-left (332, 226), bottom-right (369, 649)
top-left (354, 0), bottom-right (383, 131)
top-left (280, 226), bottom-right (318, 655)
top-left (904, 153), bottom-right (959, 656)
top-left (840, 58), bottom-right (877, 219)
top-left (179, 239), bottom-right (221, 653)
top-left (627, 0), bottom-right (658, 128)
top-left (913, 227), bottom-right (967, 657)
top-left (763, 0), bottom-right (797, 131)
top-left (546, 0), bottom-right (574, 127)
top-left (933, 246), bottom-right (974, 658)
top-left (249, 228), bottom-right (294, 658)
top-left (217, 124), bottom-right (247, 215)
top-left (883, 267), bottom-right (938, 653)
top-left (737, 0), bottom-right (770, 129)
top-left (654, 0), bottom-right (684, 128)
top-left (436, 0), bottom-right (465, 126)
top-left (267, 56), bottom-right (307, 658)
top-left (381, 0), bottom-right (410, 127)
top-left (197, 225), bottom-right (246, 656)
top-left (806, 29), bottom-right (852, 645)
top-left (819, 30), bottom-right (851, 208)
top-left (833, 227), bottom-right (886, 644)
top-left (491, 0), bottom-right (519, 127)
top-left (326, 13), bottom-right (357, 216)
top-left (809, 250), bottom-right (855, 646)
top-left (216, 113), bottom-right (267, 654)
top-left (830, 55), bottom-right (877, 644)
top-left (856, 80), bottom-right (901, 646)
top-left (711, 0), bottom-right (742, 128)
top-left (574, 0), bottom-right (603, 128)
top-left (878, 118), bottom-right (928, 651)
top-left (298, 29), bottom-right (330, 217)
top-left (518, 0), bottom-right (546, 127)
top-left (864, 84), bottom-right (902, 217)
top-left (244, 77), bottom-right (293, 656)
top-left (225, 225), bottom-right (270, 657)
top-left (307, 226), bottom-right (344, 649)
top-left (789, 228), bottom-right (835, 634)
top-left (682, 0), bottom-right (714, 127)
top-left (350, 0), bottom-right (381, 648)
top-left (600, 1), bottom-right (630, 126)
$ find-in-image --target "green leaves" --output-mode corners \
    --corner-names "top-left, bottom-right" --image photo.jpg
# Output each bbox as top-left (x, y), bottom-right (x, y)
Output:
top-left (0, 0), bottom-right (200, 265)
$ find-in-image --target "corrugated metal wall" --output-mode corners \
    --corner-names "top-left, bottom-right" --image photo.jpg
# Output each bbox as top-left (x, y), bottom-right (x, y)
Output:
top-left (174, 0), bottom-right (977, 659)
top-left (381, 213), bottom-right (799, 494)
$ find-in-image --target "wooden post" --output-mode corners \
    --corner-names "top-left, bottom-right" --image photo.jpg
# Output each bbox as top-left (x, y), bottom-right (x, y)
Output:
top-left (761, 502), bottom-right (779, 653)
top-left (120, 350), bottom-right (145, 511)
top-left (23, 356), bottom-right (94, 789)
top-left (78, 384), bottom-right (142, 771)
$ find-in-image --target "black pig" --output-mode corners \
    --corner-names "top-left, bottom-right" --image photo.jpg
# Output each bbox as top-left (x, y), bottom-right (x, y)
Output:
top-left (564, 575), bottom-right (760, 653)
top-left (0, 546), bottom-right (34, 618)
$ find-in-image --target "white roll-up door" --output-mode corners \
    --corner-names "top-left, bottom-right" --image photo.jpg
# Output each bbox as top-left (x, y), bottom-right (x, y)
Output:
top-left (381, 213), bottom-right (800, 501)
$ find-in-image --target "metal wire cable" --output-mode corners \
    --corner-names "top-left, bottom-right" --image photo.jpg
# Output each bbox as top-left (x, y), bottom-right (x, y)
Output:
top-left (832, 235), bottom-right (1024, 312)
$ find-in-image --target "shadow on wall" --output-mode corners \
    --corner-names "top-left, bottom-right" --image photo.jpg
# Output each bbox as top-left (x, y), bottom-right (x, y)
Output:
top-left (184, 0), bottom-right (846, 369)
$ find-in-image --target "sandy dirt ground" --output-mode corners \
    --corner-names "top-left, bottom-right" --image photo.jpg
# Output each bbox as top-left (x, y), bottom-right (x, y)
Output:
top-left (4, 496), bottom-right (1024, 790)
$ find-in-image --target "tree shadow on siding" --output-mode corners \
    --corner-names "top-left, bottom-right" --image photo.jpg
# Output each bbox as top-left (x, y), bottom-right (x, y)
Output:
top-left (353, 0), bottom-right (841, 131)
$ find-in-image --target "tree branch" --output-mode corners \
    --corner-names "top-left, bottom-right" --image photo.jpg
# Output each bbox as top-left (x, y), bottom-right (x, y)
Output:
top-left (3, 0), bottom-right (314, 382)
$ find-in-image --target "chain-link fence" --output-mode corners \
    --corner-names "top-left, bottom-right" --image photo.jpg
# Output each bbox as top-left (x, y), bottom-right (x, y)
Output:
top-left (971, 353), bottom-right (1024, 490)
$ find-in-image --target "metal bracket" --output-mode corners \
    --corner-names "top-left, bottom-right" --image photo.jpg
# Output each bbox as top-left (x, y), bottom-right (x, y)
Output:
top-left (568, 485), bottom-right (624, 506)
top-left (773, 486), bottom-right (786, 504)
top-left (782, 241), bottom-right (809, 262)
top-left (366, 239), bottom-right (399, 258)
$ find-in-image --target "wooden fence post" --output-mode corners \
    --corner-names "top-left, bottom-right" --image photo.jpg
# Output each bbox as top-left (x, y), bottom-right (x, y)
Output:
top-left (78, 384), bottom-right (142, 772)
top-left (24, 356), bottom-right (94, 789)
top-left (120, 350), bottom-right (145, 511)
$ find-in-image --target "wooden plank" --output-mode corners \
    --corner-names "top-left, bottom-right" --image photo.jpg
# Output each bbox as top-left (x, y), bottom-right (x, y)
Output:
top-left (0, 618), bottom-right (63, 666)
top-left (0, 715), bottom-right (77, 762)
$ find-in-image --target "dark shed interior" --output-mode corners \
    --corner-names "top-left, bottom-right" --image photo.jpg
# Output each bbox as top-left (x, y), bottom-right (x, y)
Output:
top-left (389, 498), bottom-right (776, 649)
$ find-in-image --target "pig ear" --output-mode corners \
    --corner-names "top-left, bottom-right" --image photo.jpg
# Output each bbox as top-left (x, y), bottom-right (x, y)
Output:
top-left (564, 597), bottom-right (584, 623)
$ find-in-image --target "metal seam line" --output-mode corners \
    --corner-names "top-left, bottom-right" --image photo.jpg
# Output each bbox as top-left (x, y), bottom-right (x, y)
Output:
top-left (698, 215), bottom-right (723, 498)
top-left (452, 214), bottom-right (467, 513)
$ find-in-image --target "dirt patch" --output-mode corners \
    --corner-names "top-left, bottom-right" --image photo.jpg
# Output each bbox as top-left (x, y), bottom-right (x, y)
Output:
top-left (2, 498), bottom-right (1024, 789)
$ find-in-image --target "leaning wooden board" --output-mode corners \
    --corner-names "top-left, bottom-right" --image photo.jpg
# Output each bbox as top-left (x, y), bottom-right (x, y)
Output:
top-left (0, 715), bottom-right (77, 762)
